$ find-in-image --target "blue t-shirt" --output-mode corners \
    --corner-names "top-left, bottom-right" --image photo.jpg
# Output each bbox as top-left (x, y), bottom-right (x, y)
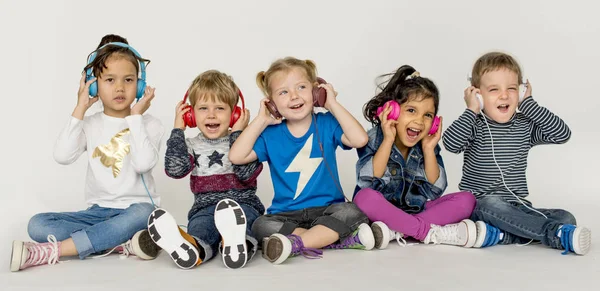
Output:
top-left (253, 112), bottom-right (351, 214)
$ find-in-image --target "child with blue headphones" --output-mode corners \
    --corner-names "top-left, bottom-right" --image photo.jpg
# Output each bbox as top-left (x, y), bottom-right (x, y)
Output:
top-left (146, 70), bottom-right (265, 270)
top-left (10, 34), bottom-right (164, 272)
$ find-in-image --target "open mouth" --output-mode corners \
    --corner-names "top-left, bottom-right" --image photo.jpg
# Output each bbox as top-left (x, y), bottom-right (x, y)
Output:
top-left (289, 103), bottom-right (304, 110)
top-left (497, 104), bottom-right (509, 113)
top-left (114, 96), bottom-right (126, 102)
top-left (205, 123), bottom-right (220, 131)
top-left (406, 128), bottom-right (422, 141)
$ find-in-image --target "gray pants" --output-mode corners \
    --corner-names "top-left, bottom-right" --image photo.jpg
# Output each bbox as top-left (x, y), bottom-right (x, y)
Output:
top-left (251, 202), bottom-right (368, 242)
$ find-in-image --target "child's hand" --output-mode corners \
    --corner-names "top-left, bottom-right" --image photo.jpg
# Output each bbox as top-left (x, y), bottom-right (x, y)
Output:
top-left (131, 87), bottom-right (155, 115)
top-left (231, 108), bottom-right (251, 132)
top-left (76, 73), bottom-right (99, 110)
top-left (523, 79), bottom-right (532, 100)
top-left (422, 116), bottom-right (443, 151)
top-left (378, 102), bottom-right (398, 143)
top-left (320, 83), bottom-right (339, 111)
top-left (174, 101), bottom-right (190, 130)
top-left (464, 86), bottom-right (481, 114)
top-left (259, 98), bottom-right (282, 126)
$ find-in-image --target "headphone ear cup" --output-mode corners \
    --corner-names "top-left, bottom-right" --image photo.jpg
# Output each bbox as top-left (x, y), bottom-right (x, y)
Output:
top-left (136, 79), bottom-right (146, 99)
top-left (375, 100), bottom-right (400, 121)
top-left (88, 79), bottom-right (98, 97)
top-left (313, 77), bottom-right (327, 107)
top-left (476, 93), bottom-right (484, 111)
top-left (519, 84), bottom-right (526, 102)
top-left (230, 106), bottom-right (242, 128)
top-left (429, 116), bottom-right (440, 135)
top-left (182, 105), bottom-right (196, 128)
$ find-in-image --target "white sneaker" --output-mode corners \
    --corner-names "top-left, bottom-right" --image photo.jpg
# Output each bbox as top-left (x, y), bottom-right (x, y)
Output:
top-left (423, 219), bottom-right (477, 248)
top-left (371, 221), bottom-right (406, 249)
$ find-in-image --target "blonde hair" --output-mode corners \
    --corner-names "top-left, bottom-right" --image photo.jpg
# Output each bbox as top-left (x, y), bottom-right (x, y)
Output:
top-left (471, 52), bottom-right (523, 88)
top-left (188, 70), bottom-right (239, 110)
top-left (256, 57), bottom-right (318, 97)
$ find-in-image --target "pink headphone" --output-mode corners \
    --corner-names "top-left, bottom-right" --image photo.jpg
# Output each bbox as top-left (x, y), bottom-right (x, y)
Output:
top-left (376, 100), bottom-right (440, 135)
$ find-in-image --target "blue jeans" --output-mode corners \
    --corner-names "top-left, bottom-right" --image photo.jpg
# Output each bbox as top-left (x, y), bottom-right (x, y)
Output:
top-left (470, 196), bottom-right (576, 249)
top-left (188, 203), bottom-right (260, 262)
top-left (27, 203), bottom-right (155, 259)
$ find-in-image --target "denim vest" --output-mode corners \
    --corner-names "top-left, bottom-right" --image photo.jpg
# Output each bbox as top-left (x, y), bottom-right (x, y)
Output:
top-left (354, 125), bottom-right (448, 213)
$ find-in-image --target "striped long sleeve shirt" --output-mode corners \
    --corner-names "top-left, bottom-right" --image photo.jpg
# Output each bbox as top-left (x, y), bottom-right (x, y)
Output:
top-left (442, 97), bottom-right (571, 203)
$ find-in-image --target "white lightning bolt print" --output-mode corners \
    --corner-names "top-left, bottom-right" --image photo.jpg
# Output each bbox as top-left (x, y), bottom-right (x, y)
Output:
top-left (286, 134), bottom-right (323, 200)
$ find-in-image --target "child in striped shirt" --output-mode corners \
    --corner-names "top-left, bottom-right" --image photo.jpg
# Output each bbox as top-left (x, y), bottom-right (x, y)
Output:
top-left (443, 51), bottom-right (591, 255)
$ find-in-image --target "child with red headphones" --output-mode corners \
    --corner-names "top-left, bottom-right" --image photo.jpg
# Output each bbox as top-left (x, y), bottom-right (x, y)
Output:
top-left (229, 57), bottom-right (373, 265)
top-left (11, 34), bottom-right (164, 272)
top-left (146, 70), bottom-right (265, 270)
top-left (353, 65), bottom-right (478, 250)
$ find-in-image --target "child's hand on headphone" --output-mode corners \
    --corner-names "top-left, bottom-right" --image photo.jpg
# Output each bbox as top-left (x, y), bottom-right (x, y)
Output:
top-left (259, 98), bottom-right (282, 126)
top-left (320, 83), bottom-right (338, 111)
top-left (131, 87), bottom-right (155, 116)
top-left (422, 116), bottom-right (443, 152)
top-left (523, 79), bottom-right (532, 100)
top-left (76, 73), bottom-right (99, 109)
top-left (464, 86), bottom-right (481, 114)
top-left (232, 108), bottom-right (251, 132)
top-left (378, 102), bottom-right (398, 144)
top-left (174, 101), bottom-right (190, 130)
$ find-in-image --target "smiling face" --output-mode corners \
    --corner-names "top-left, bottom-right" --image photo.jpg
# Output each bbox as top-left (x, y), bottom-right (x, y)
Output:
top-left (394, 95), bottom-right (437, 152)
top-left (96, 56), bottom-right (138, 117)
top-left (193, 94), bottom-right (232, 139)
top-left (268, 67), bottom-right (315, 124)
top-left (479, 68), bottom-right (520, 123)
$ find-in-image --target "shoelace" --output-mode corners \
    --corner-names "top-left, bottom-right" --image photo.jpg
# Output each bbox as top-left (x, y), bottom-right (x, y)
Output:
top-left (390, 230), bottom-right (408, 247)
top-left (429, 224), bottom-right (460, 245)
top-left (325, 234), bottom-right (362, 249)
top-left (27, 235), bottom-right (60, 266)
top-left (559, 225), bottom-right (575, 255)
top-left (93, 240), bottom-right (134, 259)
top-left (288, 234), bottom-right (323, 259)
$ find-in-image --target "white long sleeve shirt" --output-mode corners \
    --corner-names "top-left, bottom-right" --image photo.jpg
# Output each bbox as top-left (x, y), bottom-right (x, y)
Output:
top-left (54, 112), bottom-right (164, 209)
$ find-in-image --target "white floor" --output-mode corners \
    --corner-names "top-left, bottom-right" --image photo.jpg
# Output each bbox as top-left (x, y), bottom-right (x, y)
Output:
top-left (2, 230), bottom-right (598, 291)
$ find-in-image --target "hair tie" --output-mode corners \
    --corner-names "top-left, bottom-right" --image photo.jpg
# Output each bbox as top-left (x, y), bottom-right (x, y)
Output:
top-left (406, 71), bottom-right (420, 80)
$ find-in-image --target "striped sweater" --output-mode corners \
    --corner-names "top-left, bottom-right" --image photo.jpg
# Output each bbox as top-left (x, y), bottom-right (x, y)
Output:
top-left (442, 97), bottom-right (571, 203)
top-left (165, 129), bottom-right (265, 219)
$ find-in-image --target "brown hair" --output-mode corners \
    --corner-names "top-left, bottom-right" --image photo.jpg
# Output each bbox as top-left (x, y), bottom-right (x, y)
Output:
top-left (83, 34), bottom-right (150, 79)
top-left (256, 57), bottom-right (317, 97)
top-left (471, 51), bottom-right (523, 88)
top-left (187, 70), bottom-right (239, 110)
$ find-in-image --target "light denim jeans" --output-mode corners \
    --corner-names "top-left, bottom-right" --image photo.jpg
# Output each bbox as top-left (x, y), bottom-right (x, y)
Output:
top-left (27, 203), bottom-right (155, 259)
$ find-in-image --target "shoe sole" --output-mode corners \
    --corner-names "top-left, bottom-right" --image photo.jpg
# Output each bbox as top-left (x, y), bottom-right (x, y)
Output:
top-left (265, 234), bottom-right (291, 265)
top-left (148, 208), bottom-right (199, 269)
top-left (215, 199), bottom-right (248, 269)
top-left (573, 227), bottom-right (592, 255)
top-left (357, 223), bottom-right (375, 250)
top-left (473, 221), bottom-right (487, 248)
top-left (371, 221), bottom-right (391, 250)
top-left (462, 219), bottom-right (477, 248)
top-left (131, 230), bottom-right (161, 260)
top-left (10, 241), bottom-right (24, 272)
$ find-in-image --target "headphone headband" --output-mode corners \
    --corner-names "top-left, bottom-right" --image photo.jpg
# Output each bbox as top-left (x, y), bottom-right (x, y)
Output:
top-left (86, 42), bottom-right (146, 81)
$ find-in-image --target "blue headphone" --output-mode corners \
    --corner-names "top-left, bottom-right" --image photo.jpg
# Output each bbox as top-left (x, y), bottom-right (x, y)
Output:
top-left (85, 42), bottom-right (147, 100)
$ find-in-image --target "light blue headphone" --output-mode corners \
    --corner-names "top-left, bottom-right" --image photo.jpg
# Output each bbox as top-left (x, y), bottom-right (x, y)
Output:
top-left (85, 42), bottom-right (147, 100)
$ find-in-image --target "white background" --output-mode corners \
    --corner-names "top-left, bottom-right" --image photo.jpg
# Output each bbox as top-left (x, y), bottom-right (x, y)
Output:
top-left (1, 0), bottom-right (598, 289)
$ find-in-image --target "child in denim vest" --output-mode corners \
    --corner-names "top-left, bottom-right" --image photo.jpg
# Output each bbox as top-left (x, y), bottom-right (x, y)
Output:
top-left (443, 52), bottom-right (591, 255)
top-left (354, 65), bottom-right (478, 249)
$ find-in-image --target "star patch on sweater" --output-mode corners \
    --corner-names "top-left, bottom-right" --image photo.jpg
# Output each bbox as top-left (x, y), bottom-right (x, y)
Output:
top-left (207, 150), bottom-right (224, 168)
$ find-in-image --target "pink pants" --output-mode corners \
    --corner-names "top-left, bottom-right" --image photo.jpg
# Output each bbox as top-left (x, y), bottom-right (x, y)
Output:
top-left (353, 188), bottom-right (476, 241)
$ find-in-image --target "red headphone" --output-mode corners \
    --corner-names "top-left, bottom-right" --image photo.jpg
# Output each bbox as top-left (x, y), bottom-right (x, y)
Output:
top-left (182, 90), bottom-right (245, 128)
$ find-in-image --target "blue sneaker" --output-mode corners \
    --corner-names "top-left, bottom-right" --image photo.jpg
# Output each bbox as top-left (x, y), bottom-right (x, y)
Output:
top-left (473, 221), bottom-right (503, 248)
top-left (557, 224), bottom-right (591, 255)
